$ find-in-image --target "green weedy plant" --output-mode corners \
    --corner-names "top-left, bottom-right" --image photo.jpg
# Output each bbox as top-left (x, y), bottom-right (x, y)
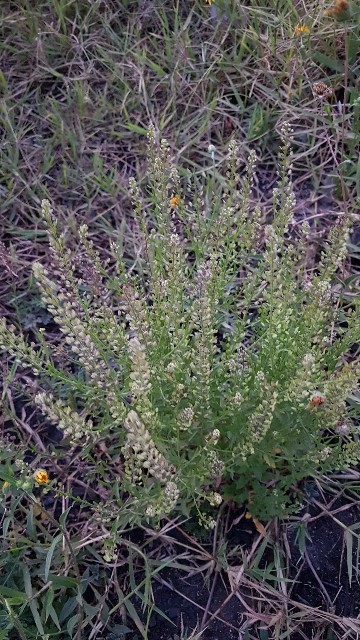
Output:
top-left (1, 124), bottom-right (359, 527)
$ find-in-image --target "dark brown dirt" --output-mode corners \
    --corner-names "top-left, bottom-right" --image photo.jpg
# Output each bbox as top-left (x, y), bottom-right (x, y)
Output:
top-left (117, 487), bottom-right (360, 640)
top-left (287, 490), bottom-right (360, 619)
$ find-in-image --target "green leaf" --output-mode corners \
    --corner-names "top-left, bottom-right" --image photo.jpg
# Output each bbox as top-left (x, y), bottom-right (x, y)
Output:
top-left (26, 507), bottom-right (36, 541)
top-left (109, 624), bottom-right (132, 635)
top-left (45, 533), bottom-right (62, 582)
top-left (121, 123), bottom-right (148, 135)
top-left (67, 612), bottom-right (80, 638)
top-left (2, 515), bottom-right (12, 540)
top-left (83, 602), bottom-right (99, 619)
top-left (135, 52), bottom-right (166, 76)
top-left (43, 586), bottom-right (54, 622)
top-left (345, 529), bottom-right (353, 586)
top-left (312, 52), bottom-right (343, 72)
top-left (48, 604), bottom-right (61, 630)
top-left (48, 574), bottom-right (78, 589)
top-left (59, 596), bottom-right (78, 624)
top-left (59, 506), bottom-right (72, 527)
top-left (0, 586), bottom-right (28, 604)
top-left (22, 565), bottom-right (45, 637)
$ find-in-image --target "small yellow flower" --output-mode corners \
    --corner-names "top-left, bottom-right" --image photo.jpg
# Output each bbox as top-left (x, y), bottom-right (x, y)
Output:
top-left (169, 196), bottom-right (180, 207)
top-left (3, 481), bottom-right (9, 490)
top-left (294, 24), bottom-right (310, 35)
top-left (34, 469), bottom-right (49, 484)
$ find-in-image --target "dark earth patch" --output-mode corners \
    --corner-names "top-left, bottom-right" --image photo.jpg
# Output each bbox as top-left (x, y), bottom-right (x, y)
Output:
top-left (118, 489), bottom-right (360, 639)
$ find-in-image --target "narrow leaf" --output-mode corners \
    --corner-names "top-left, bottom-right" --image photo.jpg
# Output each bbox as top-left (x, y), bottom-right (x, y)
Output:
top-left (345, 529), bottom-right (353, 586)
top-left (45, 533), bottom-right (62, 581)
top-left (0, 585), bottom-right (28, 603)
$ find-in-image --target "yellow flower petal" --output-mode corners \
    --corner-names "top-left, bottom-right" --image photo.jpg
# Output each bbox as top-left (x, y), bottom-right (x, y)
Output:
top-left (294, 24), bottom-right (310, 34)
top-left (34, 469), bottom-right (49, 484)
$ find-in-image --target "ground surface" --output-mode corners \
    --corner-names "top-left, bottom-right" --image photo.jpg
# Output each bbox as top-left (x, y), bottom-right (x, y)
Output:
top-left (1, 3), bottom-right (359, 639)
top-left (112, 486), bottom-right (360, 639)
